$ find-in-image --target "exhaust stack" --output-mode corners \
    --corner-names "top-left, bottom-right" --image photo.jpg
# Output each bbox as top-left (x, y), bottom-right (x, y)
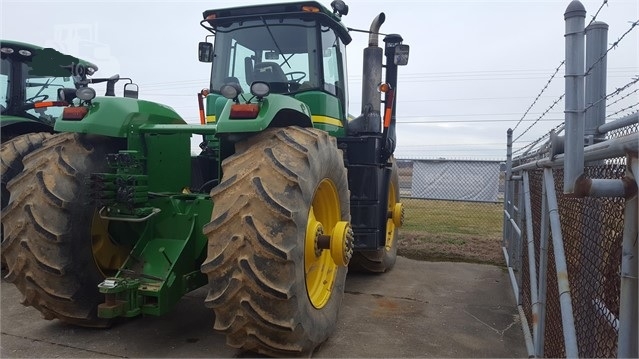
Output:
top-left (350, 12), bottom-right (385, 134)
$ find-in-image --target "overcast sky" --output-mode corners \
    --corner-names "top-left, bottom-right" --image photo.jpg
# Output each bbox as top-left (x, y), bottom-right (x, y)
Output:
top-left (1, 0), bottom-right (637, 159)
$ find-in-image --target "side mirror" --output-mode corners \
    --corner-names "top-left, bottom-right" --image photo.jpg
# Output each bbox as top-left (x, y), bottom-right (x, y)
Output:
top-left (198, 42), bottom-right (213, 63)
top-left (394, 44), bottom-right (410, 66)
top-left (124, 83), bottom-right (139, 99)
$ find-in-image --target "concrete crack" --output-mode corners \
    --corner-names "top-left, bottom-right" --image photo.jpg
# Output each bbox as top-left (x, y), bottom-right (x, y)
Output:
top-left (0, 332), bottom-right (126, 358)
top-left (344, 290), bottom-right (429, 304)
top-left (462, 310), bottom-right (520, 336)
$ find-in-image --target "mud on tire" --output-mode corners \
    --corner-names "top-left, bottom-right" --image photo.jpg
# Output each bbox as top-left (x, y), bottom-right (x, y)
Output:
top-left (1, 132), bottom-right (121, 327)
top-left (201, 126), bottom-right (350, 356)
top-left (1, 132), bottom-right (53, 267)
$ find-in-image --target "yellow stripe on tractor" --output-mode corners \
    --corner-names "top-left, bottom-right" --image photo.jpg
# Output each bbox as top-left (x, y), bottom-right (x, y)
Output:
top-left (312, 115), bottom-right (343, 127)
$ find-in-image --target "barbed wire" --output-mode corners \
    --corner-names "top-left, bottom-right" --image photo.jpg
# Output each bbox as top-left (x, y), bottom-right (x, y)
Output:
top-left (586, 0), bottom-right (608, 29)
top-left (584, 19), bottom-right (639, 77)
top-left (514, 94), bottom-right (565, 143)
top-left (585, 75), bottom-right (639, 111)
top-left (513, 122), bottom-right (565, 155)
top-left (606, 101), bottom-right (639, 118)
top-left (606, 87), bottom-right (639, 109)
top-left (512, 61), bottom-right (565, 132)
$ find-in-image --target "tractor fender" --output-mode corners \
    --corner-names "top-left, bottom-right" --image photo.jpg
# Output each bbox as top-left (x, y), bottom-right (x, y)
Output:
top-left (0, 116), bottom-right (53, 139)
top-left (54, 97), bottom-right (186, 138)
top-left (215, 94), bottom-right (312, 134)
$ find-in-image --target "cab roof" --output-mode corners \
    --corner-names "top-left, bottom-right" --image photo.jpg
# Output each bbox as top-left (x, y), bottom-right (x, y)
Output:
top-left (0, 39), bottom-right (98, 73)
top-left (202, 1), bottom-right (352, 45)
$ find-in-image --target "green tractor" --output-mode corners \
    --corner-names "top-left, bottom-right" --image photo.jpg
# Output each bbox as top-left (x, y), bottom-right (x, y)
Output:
top-left (1, 40), bottom-right (99, 210)
top-left (1, 1), bottom-right (408, 356)
top-left (0, 40), bottom-right (137, 266)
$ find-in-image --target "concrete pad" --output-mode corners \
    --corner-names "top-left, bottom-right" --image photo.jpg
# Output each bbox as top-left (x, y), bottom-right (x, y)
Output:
top-left (1, 257), bottom-right (526, 357)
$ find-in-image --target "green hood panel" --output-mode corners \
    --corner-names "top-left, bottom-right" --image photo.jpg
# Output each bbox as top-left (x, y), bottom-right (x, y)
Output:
top-left (55, 97), bottom-right (186, 137)
top-left (215, 94), bottom-right (312, 133)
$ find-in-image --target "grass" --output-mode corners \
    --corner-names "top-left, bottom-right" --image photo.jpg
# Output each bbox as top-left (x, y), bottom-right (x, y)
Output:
top-left (397, 198), bottom-right (505, 266)
top-left (402, 198), bottom-right (503, 236)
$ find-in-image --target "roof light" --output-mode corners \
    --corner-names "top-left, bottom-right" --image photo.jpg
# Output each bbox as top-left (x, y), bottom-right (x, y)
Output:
top-left (206, 13), bottom-right (217, 20)
top-left (302, 6), bottom-right (320, 12)
top-left (0, 47), bottom-right (14, 54)
top-left (18, 49), bottom-right (32, 56)
top-left (330, 0), bottom-right (349, 16)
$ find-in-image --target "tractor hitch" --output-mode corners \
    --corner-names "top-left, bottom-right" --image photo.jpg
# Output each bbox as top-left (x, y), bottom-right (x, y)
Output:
top-left (97, 278), bottom-right (142, 318)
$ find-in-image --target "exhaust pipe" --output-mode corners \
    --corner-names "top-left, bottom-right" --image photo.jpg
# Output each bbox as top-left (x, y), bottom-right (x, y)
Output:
top-left (368, 13), bottom-right (385, 47)
top-left (357, 12), bottom-right (385, 133)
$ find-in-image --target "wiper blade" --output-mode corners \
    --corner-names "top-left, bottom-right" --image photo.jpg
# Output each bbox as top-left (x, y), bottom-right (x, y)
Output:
top-left (260, 16), bottom-right (291, 69)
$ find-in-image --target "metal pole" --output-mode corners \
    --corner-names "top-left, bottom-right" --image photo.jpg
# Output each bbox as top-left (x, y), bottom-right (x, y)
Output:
top-left (515, 180), bottom-right (525, 289)
top-left (504, 129), bottom-right (513, 258)
top-left (597, 112), bottom-right (639, 135)
top-left (564, 1), bottom-right (586, 194)
top-left (535, 174), bottom-right (550, 357)
top-left (618, 155), bottom-right (638, 358)
top-left (512, 132), bottom-right (639, 172)
top-left (544, 168), bottom-right (579, 357)
top-left (584, 21), bottom-right (608, 147)
top-left (523, 172), bottom-right (539, 349)
top-left (503, 128), bottom-right (519, 270)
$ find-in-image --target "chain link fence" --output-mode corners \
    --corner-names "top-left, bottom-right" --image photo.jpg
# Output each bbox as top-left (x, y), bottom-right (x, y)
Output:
top-left (506, 108), bottom-right (637, 357)
top-left (397, 158), bottom-right (504, 264)
top-left (519, 165), bottom-right (626, 358)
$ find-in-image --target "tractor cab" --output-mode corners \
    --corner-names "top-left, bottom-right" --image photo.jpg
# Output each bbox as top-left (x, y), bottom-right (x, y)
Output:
top-left (0, 41), bottom-right (97, 126)
top-left (199, 1), bottom-right (352, 131)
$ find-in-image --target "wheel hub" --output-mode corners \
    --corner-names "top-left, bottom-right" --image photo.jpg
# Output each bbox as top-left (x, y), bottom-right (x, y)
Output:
top-left (391, 203), bottom-right (405, 227)
top-left (314, 221), bottom-right (353, 266)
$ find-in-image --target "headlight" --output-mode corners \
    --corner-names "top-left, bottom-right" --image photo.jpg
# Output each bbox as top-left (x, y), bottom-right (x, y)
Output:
top-left (250, 81), bottom-right (270, 98)
top-left (220, 84), bottom-right (239, 100)
top-left (76, 87), bottom-right (96, 101)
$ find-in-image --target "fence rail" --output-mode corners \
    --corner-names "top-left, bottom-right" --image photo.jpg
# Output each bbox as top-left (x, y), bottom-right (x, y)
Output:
top-left (503, 1), bottom-right (638, 358)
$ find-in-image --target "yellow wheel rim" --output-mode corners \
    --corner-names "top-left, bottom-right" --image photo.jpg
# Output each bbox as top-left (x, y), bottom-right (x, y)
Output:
top-left (385, 181), bottom-right (398, 252)
top-left (91, 213), bottom-right (129, 277)
top-left (305, 179), bottom-right (340, 309)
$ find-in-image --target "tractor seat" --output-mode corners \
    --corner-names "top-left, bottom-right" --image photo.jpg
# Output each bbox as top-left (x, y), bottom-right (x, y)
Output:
top-left (253, 62), bottom-right (288, 93)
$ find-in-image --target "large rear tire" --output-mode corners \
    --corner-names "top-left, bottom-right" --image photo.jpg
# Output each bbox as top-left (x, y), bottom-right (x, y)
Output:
top-left (1, 132), bottom-right (52, 268)
top-left (201, 126), bottom-right (351, 356)
top-left (1, 132), bottom-right (123, 327)
top-left (349, 157), bottom-right (401, 273)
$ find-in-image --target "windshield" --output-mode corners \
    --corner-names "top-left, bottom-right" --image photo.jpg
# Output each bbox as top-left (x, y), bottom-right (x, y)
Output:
top-left (1, 58), bottom-right (9, 112)
top-left (210, 17), bottom-right (320, 95)
top-left (0, 57), bottom-right (75, 120)
top-left (23, 64), bottom-right (75, 119)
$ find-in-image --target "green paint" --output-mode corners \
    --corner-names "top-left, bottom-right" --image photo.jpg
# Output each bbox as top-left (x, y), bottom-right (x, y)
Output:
top-left (54, 97), bottom-right (186, 137)
top-left (215, 93), bottom-right (312, 133)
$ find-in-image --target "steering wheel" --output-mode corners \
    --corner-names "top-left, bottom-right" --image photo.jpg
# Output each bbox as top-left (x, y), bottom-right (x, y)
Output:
top-left (284, 71), bottom-right (306, 84)
top-left (25, 94), bottom-right (49, 103)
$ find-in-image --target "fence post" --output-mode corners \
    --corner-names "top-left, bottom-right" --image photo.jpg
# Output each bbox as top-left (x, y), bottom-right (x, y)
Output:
top-left (617, 155), bottom-right (638, 358)
top-left (544, 168), bottom-right (579, 358)
top-left (564, 1), bottom-right (586, 194)
top-left (522, 172), bottom-right (539, 350)
top-left (504, 129), bottom-right (513, 251)
top-left (536, 174), bottom-right (550, 357)
top-left (584, 21), bottom-right (609, 148)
